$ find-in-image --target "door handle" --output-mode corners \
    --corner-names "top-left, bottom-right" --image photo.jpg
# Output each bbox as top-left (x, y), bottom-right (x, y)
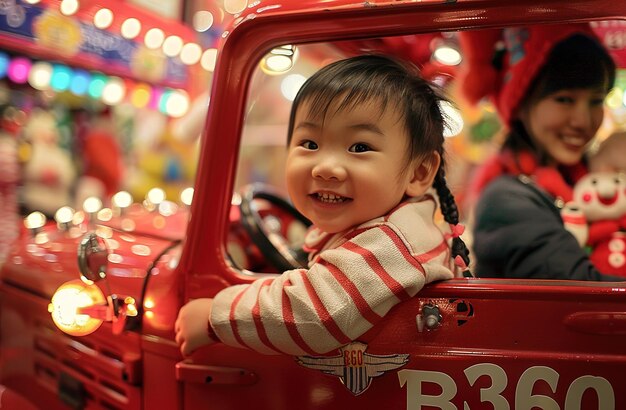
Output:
top-left (564, 312), bottom-right (626, 335)
top-left (175, 361), bottom-right (258, 385)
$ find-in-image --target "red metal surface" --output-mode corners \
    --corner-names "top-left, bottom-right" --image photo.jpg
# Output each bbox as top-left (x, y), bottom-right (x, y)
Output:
top-left (2, 220), bottom-right (178, 300)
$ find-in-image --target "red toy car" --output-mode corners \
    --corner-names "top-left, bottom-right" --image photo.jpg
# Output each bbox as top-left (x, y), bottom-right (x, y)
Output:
top-left (2, 0), bottom-right (626, 409)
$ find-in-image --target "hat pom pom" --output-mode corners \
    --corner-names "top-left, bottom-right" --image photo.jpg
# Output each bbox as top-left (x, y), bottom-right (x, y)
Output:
top-left (457, 29), bottom-right (503, 105)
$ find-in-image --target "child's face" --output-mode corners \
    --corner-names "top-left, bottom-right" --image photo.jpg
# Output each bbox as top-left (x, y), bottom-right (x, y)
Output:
top-left (285, 97), bottom-right (421, 234)
top-left (520, 87), bottom-right (606, 166)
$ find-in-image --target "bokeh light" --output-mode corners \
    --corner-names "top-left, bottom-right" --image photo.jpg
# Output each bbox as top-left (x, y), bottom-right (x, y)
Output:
top-left (94, 8), bottom-right (113, 29)
top-left (88, 73), bottom-right (107, 99)
top-left (28, 61), bottom-right (53, 90)
top-left (131, 83), bottom-right (152, 108)
top-left (70, 70), bottom-right (91, 95)
top-left (51, 64), bottom-right (73, 91)
top-left (101, 76), bottom-right (126, 105)
top-left (0, 52), bottom-right (9, 79)
top-left (8, 57), bottom-right (31, 84)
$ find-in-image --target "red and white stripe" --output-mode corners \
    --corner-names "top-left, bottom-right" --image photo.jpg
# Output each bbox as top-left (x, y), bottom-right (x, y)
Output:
top-left (211, 197), bottom-right (455, 355)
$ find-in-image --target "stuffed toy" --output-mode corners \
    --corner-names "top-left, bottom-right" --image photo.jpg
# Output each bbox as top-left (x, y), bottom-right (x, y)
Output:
top-left (20, 108), bottom-right (76, 217)
top-left (562, 172), bottom-right (626, 277)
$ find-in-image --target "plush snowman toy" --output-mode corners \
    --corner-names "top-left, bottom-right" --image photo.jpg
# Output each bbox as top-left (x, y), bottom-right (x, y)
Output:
top-left (562, 172), bottom-right (626, 277)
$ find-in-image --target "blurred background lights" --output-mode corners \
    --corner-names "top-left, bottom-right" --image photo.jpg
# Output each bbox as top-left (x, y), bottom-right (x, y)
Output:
top-left (121, 18), bottom-right (142, 39)
top-left (180, 43), bottom-right (202, 65)
top-left (24, 0), bottom-right (41, 3)
top-left (0, 52), bottom-right (9, 79)
top-left (131, 83), bottom-right (152, 108)
top-left (55, 206), bottom-right (75, 225)
top-left (25, 211), bottom-right (46, 230)
top-left (60, 0), bottom-right (79, 16)
top-left (51, 64), bottom-right (73, 92)
top-left (83, 196), bottom-right (103, 214)
top-left (201, 48), bottom-right (218, 72)
top-left (159, 89), bottom-right (173, 113)
top-left (280, 74), bottom-right (306, 101)
top-left (147, 188), bottom-right (166, 205)
top-left (433, 45), bottom-right (462, 66)
top-left (148, 87), bottom-right (163, 110)
top-left (180, 187), bottom-right (194, 205)
top-left (440, 100), bottom-right (464, 138)
top-left (8, 57), bottom-right (31, 84)
top-left (162, 35), bottom-right (183, 57)
top-left (70, 69), bottom-right (91, 95)
top-left (193, 10), bottom-right (214, 32)
top-left (101, 76), bottom-right (126, 105)
top-left (94, 8), bottom-right (113, 29)
top-left (112, 191), bottom-right (133, 208)
top-left (224, 0), bottom-right (248, 14)
top-left (28, 61), bottom-right (53, 90)
top-left (144, 28), bottom-right (165, 49)
top-left (88, 73), bottom-right (107, 99)
top-left (164, 90), bottom-right (190, 117)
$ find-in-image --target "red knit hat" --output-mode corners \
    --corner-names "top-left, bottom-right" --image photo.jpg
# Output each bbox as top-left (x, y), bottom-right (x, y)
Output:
top-left (457, 23), bottom-right (599, 125)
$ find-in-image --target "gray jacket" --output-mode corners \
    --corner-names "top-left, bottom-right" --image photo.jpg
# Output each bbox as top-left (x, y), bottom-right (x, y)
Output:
top-left (472, 175), bottom-right (623, 281)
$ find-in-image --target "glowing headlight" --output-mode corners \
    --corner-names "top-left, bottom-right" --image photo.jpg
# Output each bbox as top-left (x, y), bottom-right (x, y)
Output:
top-left (48, 280), bottom-right (106, 336)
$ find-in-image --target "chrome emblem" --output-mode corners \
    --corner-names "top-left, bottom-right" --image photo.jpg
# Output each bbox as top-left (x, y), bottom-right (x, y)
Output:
top-left (296, 341), bottom-right (409, 395)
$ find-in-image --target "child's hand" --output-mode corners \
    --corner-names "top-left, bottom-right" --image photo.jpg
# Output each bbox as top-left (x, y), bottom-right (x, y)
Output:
top-left (175, 298), bottom-right (216, 356)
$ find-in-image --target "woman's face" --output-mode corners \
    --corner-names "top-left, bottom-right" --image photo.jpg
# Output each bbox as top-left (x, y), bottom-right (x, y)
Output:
top-left (520, 88), bottom-right (607, 166)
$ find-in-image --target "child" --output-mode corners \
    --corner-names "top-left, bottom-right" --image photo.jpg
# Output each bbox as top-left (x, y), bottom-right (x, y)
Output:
top-left (175, 54), bottom-right (469, 357)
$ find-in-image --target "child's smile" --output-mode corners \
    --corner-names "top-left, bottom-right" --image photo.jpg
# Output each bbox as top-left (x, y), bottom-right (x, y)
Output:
top-left (311, 191), bottom-right (351, 204)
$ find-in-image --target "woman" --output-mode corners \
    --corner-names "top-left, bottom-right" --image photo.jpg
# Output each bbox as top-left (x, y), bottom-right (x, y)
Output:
top-left (459, 23), bottom-right (623, 281)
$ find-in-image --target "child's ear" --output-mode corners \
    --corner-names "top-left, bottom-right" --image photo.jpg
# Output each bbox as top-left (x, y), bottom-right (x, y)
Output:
top-left (405, 151), bottom-right (441, 197)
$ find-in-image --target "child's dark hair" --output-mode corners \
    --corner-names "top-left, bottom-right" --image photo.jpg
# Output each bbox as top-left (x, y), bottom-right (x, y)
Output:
top-left (505, 33), bottom-right (616, 158)
top-left (287, 54), bottom-right (471, 273)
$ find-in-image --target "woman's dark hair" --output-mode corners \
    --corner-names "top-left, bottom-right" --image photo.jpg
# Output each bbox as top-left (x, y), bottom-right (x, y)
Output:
top-left (505, 33), bottom-right (617, 157)
top-left (286, 54), bottom-right (471, 273)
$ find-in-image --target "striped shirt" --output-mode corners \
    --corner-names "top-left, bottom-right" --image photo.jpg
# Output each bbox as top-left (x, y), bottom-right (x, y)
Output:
top-left (211, 195), bottom-right (456, 355)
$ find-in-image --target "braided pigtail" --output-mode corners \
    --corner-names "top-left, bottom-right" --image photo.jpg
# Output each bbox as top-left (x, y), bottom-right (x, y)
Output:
top-left (433, 165), bottom-right (472, 277)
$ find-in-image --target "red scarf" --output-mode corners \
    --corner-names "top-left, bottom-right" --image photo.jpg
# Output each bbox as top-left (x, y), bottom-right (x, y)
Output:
top-left (469, 150), bottom-right (588, 203)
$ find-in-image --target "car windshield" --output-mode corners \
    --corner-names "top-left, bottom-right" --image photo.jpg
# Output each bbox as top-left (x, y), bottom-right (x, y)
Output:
top-left (231, 23), bottom-right (626, 277)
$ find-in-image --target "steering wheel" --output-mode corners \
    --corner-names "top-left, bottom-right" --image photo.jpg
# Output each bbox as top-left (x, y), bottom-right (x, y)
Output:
top-left (238, 184), bottom-right (311, 271)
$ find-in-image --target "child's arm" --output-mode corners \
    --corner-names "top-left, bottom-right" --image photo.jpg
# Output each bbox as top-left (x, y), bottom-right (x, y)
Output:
top-left (209, 225), bottom-right (429, 356)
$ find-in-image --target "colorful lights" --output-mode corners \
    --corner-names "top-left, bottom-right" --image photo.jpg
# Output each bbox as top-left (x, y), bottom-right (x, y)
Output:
top-left (1, 49), bottom-right (193, 117)
top-left (93, 8), bottom-right (113, 29)
top-left (163, 35), bottom-right (184, 57)
top-left (201, 48), bottom-right (218, 72)
top-left (0, 52), bottom-right (9, 78)
top-left (121, 18), bottom-right (142, 40)
top-left (131, 83), bottom-right (152, 108)
top-left (144, 28), bottom-right (165, 49)
top-left (8, 57), bottom-right (31, 84)
top-left (51, 64), bottom-right (73, 91)
top-left (70, 69), bottom-right (91, 95)
top-left (88, 72), bottom-right (107, 99)
top-left (101, 76), bottom-right (126, 105)
top-left (28, 61), bottom-right (53, 90)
